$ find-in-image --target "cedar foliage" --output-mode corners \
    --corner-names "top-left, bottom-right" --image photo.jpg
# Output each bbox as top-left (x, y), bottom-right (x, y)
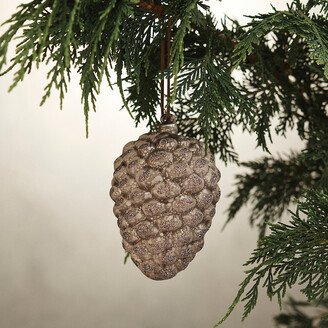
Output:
top-left (274, 297), bottom-right (328, 328)
top-left (0, 0), bottom-right (327, 325)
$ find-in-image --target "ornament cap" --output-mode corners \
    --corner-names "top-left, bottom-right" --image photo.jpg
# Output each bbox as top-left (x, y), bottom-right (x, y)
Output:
top-left (159, 123), bottom-right (178, 134)
top-left (160, 114), bottom-right (178, 134)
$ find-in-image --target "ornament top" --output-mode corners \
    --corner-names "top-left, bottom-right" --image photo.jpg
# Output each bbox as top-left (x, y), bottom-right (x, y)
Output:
top-left (159, 122), bottom-right (178, 134)
top-left (159, 113), bottom-right (178, 133)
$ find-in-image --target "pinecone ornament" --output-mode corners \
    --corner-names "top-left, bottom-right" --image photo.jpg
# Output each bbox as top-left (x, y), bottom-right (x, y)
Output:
top-left (110, 118), bottom-right (221, 280)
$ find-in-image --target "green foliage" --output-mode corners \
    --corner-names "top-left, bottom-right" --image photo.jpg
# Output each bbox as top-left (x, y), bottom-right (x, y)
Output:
top-left (215, 188), bottom-right (328, 326)
top-left (0, 0), bottom-right (253, 161)
top-left (274, 297), bottom-right (328, 328)
top-left (78, 0), bottom-right (131, 131)
top-left (174, 54), bottom-right (252, 161)
top-left (2, 0), bottom-right (325, 161)
top-left (237, 29), bottom-right (327, 152)
top-left (170, 14), bottom-right (255, 161)
top-left (0, 0), bottom-right (137, 135)
top-left (225, 152), bottom-right (325, 237)
top-left (124, 252), bottom-right (130, 264)
top-left (115, 8), bottom-right (161, 130)
top-left (232, 1), bottom-right (328, 78)
top-left (169, 0), bottom-right (199, 96)
top-left (215, 0), bottom-right (328, 324)
top-left (224, 0), bottom-right (328, 229)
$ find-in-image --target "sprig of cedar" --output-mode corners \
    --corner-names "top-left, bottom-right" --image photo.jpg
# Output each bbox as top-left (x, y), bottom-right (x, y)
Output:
top-left (1, 0), bottom-right (326, 161)
top-left (274, 297), bottom-right (328, 328)
top-left (215, 188), bottom-right (328, 326)
top-left (215, 0), bottom-right (328, 325)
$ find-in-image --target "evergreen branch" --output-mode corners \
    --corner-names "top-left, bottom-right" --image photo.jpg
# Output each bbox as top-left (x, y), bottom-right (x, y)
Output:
top-left (232, 6), bottom-right (328, 78)
top-left (1, 0), bottom-right (325, 148)
top-left (40, 0), bottom-right (80, 109)
top-left (213, 267), bottom-right (259, 327)
top-left (304, 0), bottom-right (328, 14)
top-left (124, 252), bottom-right (130, 264)
top-left (116, 9), bottom-right (161, 129)
top-left (124, 65), bottom-right (159, 129)
top-left (0, 0), bottom-right (46, 73)
top-left (274, 297), bottom-right (328, 327)
top-left (174, 56), bottom-right (249, 162)
top-left (138, 0), bottom-right (163, 16)
top-left (225, 152), bottom-right (324, 237)
top-left (229, 24), bottom-right (328, 151)
top-left (169, 0), bottom-right (199, 97)
top-left (37, 0), bottom-right (59, 65)
top-left (78, 0), bottom-right (136, 135)
top-left (172, 13), bottom-right (254, 161)
top-left (216, 188), bottom-right (328, 325)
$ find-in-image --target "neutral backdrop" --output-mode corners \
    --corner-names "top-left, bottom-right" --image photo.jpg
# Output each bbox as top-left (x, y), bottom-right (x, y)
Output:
top-left (0, 1), bottom-right (304, 327)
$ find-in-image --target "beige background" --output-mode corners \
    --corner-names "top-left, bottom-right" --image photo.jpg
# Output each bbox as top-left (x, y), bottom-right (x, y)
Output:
top-left (0, 1), bottom-right (303, 327)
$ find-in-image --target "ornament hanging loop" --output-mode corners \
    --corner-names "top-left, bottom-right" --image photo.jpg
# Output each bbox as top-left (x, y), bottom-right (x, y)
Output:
top-left (160, 14), bottom-right (172, 123)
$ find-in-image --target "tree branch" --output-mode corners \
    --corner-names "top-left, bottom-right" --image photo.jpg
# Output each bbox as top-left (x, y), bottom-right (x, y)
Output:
top-left (138, 0), bottom-right (164, 16)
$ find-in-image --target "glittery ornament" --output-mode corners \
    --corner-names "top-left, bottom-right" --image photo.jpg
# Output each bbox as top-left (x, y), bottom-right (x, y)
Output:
top-left (110, 120), bottom-right (221, 280)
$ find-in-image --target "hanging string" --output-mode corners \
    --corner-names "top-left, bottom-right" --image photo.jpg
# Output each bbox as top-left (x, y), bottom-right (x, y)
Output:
top-left (166, 16), bottom-right (172, 119)
top-left (160, 19), bottom-right (165, 118)
top-left (160, 15), bottom-right (172, 122)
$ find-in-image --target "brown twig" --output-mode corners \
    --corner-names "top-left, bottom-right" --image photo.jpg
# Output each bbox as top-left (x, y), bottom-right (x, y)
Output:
top-left (138, 0), bottom-right (164, 16)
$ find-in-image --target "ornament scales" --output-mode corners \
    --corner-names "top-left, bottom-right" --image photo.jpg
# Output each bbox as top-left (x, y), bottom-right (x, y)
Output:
top-left (110, 118), bottom-right (221, 280)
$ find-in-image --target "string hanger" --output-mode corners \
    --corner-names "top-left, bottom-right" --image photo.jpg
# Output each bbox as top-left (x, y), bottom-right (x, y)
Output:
top-left (138, 1), bottom-right (173, 124)
top-left (160, 15), bottom-right (173, 124)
